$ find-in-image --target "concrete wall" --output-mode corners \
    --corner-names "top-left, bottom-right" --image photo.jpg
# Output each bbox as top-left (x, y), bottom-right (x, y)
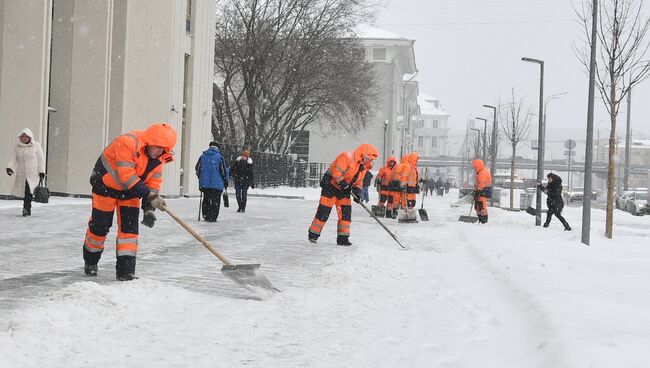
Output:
top-left (182, 0), bottom-right (216, 195)
top-left (1, 0), bottom-right (215, 197)
top-left (0, 0), bottom-right (51, 195)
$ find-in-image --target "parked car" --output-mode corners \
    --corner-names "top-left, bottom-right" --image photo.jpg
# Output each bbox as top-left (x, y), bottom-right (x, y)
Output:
top-left (616, 191), bottom-right (635, 209)
top-left (623, 192), bottom-right (648, 216)
top-left (567, 187), bottom-right (598, 202)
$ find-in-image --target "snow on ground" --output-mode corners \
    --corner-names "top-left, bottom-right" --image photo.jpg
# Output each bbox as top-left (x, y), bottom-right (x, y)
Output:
top-left (1, 187), bottom-right (649, 368)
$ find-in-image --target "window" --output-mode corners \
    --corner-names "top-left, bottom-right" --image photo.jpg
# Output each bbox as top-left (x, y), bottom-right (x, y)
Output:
top-left (372, 48), bottom-right (387, 61)
top-left (432, 120), bottom-right (439, 129)
top-left (432, 137), bottom-right (437, 148)
top-left (418, 136), bottom-right (424, 147)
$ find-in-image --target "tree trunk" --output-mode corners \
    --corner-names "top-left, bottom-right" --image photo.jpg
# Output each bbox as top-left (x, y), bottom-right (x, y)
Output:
top-left (605, 87), bottom-right (617, 238)
top-left (510, 144), bottom-right (516, 209)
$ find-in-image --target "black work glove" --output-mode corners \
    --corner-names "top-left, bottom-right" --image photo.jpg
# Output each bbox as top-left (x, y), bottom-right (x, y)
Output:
top-left (352, 187), bottom-right (362, 203)
top-left (141, 210), bottom-right (156, 228)
top-left (250, 183), bottom-right (255, 189)
top-left (39, 173), bottom-right (45, 179)
top-left (338, 180), bottom-right (350, 190)
top-left (6, 168), bottom-right (13, 176)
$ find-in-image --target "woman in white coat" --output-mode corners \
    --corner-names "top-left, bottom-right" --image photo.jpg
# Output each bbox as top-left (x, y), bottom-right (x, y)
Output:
top-left (6, 128), bottom-right (46, 216)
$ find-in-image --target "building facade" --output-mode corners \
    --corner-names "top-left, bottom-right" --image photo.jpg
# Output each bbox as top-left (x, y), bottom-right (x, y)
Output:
top-left (413, 94), bottom-right (450, 157)
top-left (305, 25), bottom-right (417, 166)
top-left (1, 0), bottom-right (215, 197)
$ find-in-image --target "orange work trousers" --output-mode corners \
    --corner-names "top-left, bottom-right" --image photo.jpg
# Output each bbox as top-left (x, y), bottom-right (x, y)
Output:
top-left (309, 188), bottom-right (352, 238)
top-left (83, 193), bottom-right (141, 261)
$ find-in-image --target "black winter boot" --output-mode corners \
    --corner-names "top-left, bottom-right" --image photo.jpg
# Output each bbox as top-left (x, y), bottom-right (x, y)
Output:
top-left (116, 256), bottom-right (137, 281)
top-left (543, 222), bottom-right (550, 228)
top-left (308, 232), bottom-right (319, 244)
top-left (84, 264), bottom-right (98, 277)
top-left (337, 236), bottom-right (352, 246)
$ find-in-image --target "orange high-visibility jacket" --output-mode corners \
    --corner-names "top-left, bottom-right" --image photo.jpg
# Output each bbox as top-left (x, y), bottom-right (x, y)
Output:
top-left (326, 144), bottom-right (378, 190)
top-left (92, 123), bottom-right (177, 199)
top-left (473, 159), bottom-right (492, 191)
top-left (377, 156), bottom-right (397, 187)
top-left (406, 152), bottom-right (419, 188)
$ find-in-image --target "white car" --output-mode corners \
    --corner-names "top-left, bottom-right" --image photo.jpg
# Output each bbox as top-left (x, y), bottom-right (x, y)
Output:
top-left (624, 192), bottom-right (648, 216)
top-left (567, 187), bottom-right (597, 202)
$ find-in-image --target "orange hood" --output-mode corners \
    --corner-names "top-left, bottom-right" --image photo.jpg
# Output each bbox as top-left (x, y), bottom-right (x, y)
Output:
top-left (354, 143), bottom-right (379, 163)
top-left (141, 123), bottom-right (177, 151)
top-left (473, 159), bottom-right (485, 172)
top-left (386, 156), bottom-right (397, 166)
top-left (407, 152), bottom-right (419, 166)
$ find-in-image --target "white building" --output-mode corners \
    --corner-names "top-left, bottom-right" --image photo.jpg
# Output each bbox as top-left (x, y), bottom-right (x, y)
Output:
top-left (306, 25), bottom-right (417, 165)
top-left (413, 94), bottom-right (450, 157)
top-left (1, 0), bottom-right (215, 197)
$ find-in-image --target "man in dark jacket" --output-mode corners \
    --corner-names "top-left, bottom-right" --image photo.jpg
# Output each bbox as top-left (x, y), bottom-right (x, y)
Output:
top-left (231, 149), bottom-right (255, 212)
top-left (538, 173), bottom-right (571, 231)
top-left (195, 142), bottom-right (229, 222)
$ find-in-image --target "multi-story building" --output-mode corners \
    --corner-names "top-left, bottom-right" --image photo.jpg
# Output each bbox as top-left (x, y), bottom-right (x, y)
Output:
top-left (305, 25), bottom-right (417, 165)
top-left (412, 94), bottom-right (450, 157)
top-left (1, 0), bottom-right (215, 197)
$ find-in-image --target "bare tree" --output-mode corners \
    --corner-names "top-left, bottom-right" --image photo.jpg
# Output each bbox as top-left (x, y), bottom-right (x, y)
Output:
top-left (500, 90), bottom-right (532, 209)
top-left (575, 0), bottom-right (650, 238)
top-left (213, 0), bottom-right (379, 153)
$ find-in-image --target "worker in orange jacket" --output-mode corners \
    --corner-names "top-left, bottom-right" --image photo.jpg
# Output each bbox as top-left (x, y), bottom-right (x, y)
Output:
top-left (405, 152), bottom-right (420, 208)
top-left (83, 123), bottom-right (177, 280)
top-left (376, 156), bottom-right (397, 213)
top-left (387, 155), bottom-right (409, 218)
top-left (308, 144), bottom-right (379, 246)
top-left (473, 159), bottom-right (492, 224)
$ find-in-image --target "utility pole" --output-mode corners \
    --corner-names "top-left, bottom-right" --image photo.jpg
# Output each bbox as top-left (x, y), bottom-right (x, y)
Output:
top-left (582, 0), bottom-right (598, 246)
top-left (522, 57), bottom-right (545, 226)
top-left (624, 88), bottom-right (632, 191)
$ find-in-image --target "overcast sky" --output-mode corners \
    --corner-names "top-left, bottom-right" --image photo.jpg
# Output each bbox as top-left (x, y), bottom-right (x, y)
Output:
top-left (375, 0), bottom-right (650, 160)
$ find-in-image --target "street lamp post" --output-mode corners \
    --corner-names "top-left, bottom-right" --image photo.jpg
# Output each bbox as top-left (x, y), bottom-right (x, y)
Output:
top-left (470, 128), bottom-right (481, 159)
top-left (522, 56), bottom-right (545, 226)
top-left (483, 104), bottom-right (498, 175)
top-left (476, 117), bottom-right (488, 160)
top-left (383, 120), bottom-right (389, 163)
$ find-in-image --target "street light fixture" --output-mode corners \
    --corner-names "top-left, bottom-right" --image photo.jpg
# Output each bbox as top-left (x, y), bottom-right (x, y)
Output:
top-left (483, 104), bottom-right (498, 175)
top-left (522, 56), bottom-right (545, 226)
top-left (476, 117), bottom-right (488, 161)
top-left (470, 128), bottom-right (481, 159)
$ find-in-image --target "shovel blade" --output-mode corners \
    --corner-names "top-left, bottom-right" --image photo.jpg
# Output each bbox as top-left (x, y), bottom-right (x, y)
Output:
top-left (418, 209), bottom-right (429, 221)
top-left (221, 264), bottom-right (280, 293)
top-left (458, 215), bottom-right (478, 223)
top-left (371, 205), bottom-right (386, 217)
top-left (398, 209), bottom-right (418, 223)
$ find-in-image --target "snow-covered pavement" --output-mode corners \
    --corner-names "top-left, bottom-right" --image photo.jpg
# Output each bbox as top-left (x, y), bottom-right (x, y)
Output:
top-left (1, 188), bottom-right (649, 368)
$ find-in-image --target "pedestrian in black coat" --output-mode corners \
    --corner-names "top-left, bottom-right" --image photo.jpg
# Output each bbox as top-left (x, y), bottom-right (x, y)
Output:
top-left (231, 150), bottom-right (255, 212)
top-left (538, 173), bottom-right (571, 231)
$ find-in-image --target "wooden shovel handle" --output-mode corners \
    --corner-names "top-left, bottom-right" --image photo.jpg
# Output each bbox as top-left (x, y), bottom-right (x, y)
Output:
top-left (162, 205), bottom-right (232, 266)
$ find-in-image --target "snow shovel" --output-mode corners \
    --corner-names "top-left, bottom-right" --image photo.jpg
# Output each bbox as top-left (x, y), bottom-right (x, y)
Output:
top-left (162, 205), bottom-right (280, 293)
top-left (418, 199), bottom-right (429, 221)
top-left (450, 192), bottom-right (474, 208)
top-left (398, 193), bottom-right (418, 223)
top-left (418, 169), bottom-right (429, 221)
top-left (352, 193), bottom-right (407, 249)
top-left (371, 205), bottom-right (386, 217)
top-left (458, 200), bottom-right (478, 223)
